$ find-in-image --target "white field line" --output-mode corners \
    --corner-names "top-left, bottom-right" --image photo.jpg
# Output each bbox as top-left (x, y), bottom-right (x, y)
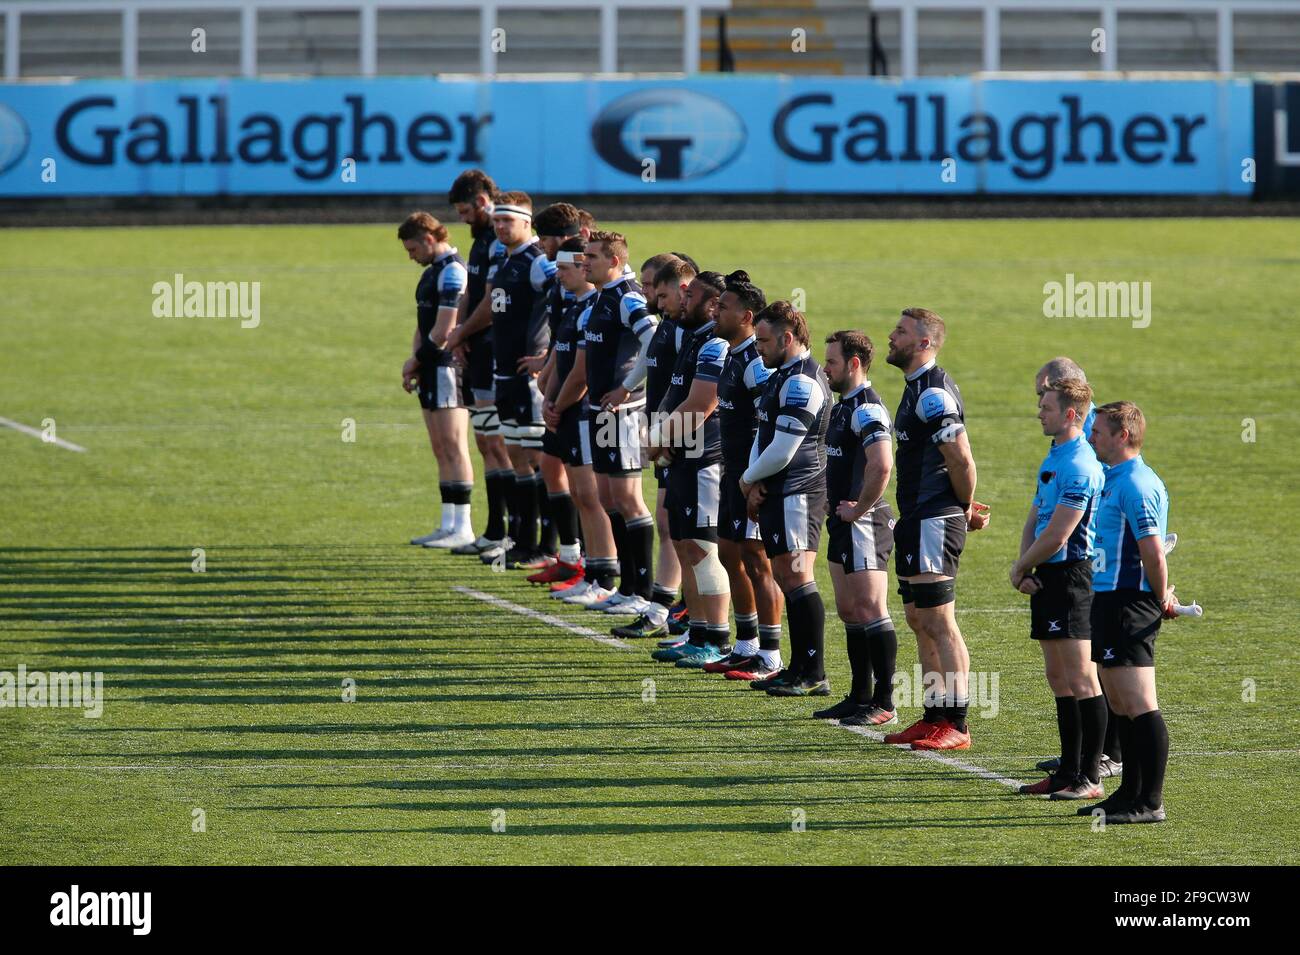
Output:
top-left (0, 416), bottom-right (86, 452)
top-left (833, 721), bottom-right (1025, 789)
top-left (7, 750), bottom-right (1295, 773)
top-left (453, 585), bottom-right (633, 651)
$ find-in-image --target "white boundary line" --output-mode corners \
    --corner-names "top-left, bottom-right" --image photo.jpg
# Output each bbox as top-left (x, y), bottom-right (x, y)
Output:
top-left (0, 416), bottom-right (86, 452)
top-left (453, 585), bottom-right (634, 651)
top-left (834, 722), bottom-right (1025, 789)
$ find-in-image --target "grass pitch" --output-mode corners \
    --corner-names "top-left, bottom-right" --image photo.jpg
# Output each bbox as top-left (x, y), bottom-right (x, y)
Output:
top-left (1, 217), bottom-right (1297, 865)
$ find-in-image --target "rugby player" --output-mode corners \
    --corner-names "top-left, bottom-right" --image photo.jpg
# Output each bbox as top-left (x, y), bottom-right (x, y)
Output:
top-left (444, 170), bottom-right (514, 557)
top-left (881, 308), bottom-right (986, 750)
top-left (1013, 378), bottom-right (1108, 798)
top-left (397, 212), bottom-right (474, 549)
top-left (646, 271), bottom-right (732, 664)
top-left (815, 330), bottom-right (899, 725)
top-left (523, 203), bottom-right (594, 585)
top-left (610, 254), bottom-right (687, 638)
top-left (1076, 401), bottom-right (1173, 824)
top-left (700, 272), bottom-right (785, 680)
top-left (739, 302), bottom-right (833, 698)
top-left (541, 237), bottom-right (623, 605)
top-left (580, 231), bottom-right (659, 616)
top-left (472, 192), bottom-right (555, 568)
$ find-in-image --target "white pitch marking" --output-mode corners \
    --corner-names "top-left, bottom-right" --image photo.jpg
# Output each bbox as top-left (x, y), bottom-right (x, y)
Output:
top-left (0, 416), bottom-right (86, 452)
top-left (833, 722), bottom-right (1026, 790)
top-left (453, 585), bottom-right (633, 650)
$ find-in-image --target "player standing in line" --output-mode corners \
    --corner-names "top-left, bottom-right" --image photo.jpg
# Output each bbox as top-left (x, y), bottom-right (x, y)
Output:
top-left (541, 238), bottom-right (623, 605)
top-left (1076, 401), bottom-right (1173, 824)
top-left (698, 272), bottom-right (785, 680)
top-left (580, 231), bottom-right (659, 617)
top-left (397, 212), bottom-right (475, 549)
top-left (522, 203), bottom-right (595, 586)
top-left (739, 302), bottom-right (833, 698)
top-left (1012, 379), bottom-right (1108, 799)
top-left (444, 170), bottom-right (513, 557)
top-left (881, 308), bottom-right (987, 750)
top-left (471, 192), bottom-right (556, 568)
top-left (611, 254), bottom-right (687, 638)
top-left (814, 330), bottom-right (899, 725)
top-left (645, 271), bottom-right (733, 664)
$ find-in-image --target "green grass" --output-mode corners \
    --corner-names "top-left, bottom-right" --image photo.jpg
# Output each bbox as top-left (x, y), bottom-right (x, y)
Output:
top-left (1, 218), bottom-right (1297, 865)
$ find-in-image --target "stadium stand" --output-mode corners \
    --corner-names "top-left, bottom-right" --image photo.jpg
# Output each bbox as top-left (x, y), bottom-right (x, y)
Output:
top-left (2, 0), bottom-right (1298, 80)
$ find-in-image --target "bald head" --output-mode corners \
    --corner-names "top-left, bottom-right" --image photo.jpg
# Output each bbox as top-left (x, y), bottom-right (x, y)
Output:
top-left (1036, 356), bottom-right (1087, 395)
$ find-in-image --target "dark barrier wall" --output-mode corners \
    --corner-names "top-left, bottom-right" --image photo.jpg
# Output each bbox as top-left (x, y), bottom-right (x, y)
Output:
top-left (0, 75), bottom-right (1256, 197)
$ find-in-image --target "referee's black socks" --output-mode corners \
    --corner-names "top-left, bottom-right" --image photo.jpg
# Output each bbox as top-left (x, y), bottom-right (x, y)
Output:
top-left (1077, 694), bottom-right (1108, 784)
top-left (787, 581), bottom-right (825, 682)
top-left (1131, 709), bottom-right (1169, 810)
top-left (1055, 695), bottom-right (1082, 780)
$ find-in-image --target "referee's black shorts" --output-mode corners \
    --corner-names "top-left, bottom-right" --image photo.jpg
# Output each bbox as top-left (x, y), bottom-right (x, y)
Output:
top-left (1090, 589), bottom-right (1163, 668)
top-left (1030, 559), bottom-right (1094, 640)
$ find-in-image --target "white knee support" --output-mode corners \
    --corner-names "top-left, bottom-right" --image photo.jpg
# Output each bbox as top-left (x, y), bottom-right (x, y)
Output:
top-left (471, 405), bottom-right (500, 437)
top-left (692, 540), bottom-right (731, 597)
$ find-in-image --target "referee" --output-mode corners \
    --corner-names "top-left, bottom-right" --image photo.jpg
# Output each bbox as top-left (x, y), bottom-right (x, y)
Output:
top-left (1012, 378), bottom-right (1106, 799)
top-left (1077, 401), bottom-right (1173, 824)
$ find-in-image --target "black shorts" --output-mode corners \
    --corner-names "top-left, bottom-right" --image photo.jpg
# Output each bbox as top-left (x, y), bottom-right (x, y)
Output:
top-left (827, 503), bottom-right (895, 573)
top-left (462, 329), bottom-right (495, 405)
top-left (718, 471), bottom-right (760, 543)
top-left (665, 462), bottom-right (722, 543)
top-left (758, 487), bottom-right (827, 558)
top-left (588, 405), bottom-right (645, 476)
top-left (1030, 560), bottom-right (1094, 640)
top-left (894, 511), bottom-right (966, 579)
top-left (1090, 589), bottom-right (1162, 668)
top-left (655, 464), bottom-right (670, 489)
top-left (495, 374), bottom-right (544, 449)
top-left (557, 407), bottom-right (591, 467)
top-left (417, 361), bottom-right (462, 411)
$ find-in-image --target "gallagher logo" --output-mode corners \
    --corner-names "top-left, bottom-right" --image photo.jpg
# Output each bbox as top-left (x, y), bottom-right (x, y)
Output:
top-left (591, 89), bottom-right (745, 181)
top-left (0, 103), bottom-right (30, 176)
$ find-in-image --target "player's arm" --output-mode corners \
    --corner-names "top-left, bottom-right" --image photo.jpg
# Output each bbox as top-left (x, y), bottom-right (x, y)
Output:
top-left (553, 348), bottom-right (588, 414)
top-left (845, 442), bottom-right (892, 520)
top-left (1129, 489), bottom-right (1174, 613)
top-left (603, 293), bottom-right (657, 409)
top-left (741, 375), bottom-right (822, 490)
top-left (1014, 503), bottom-right (1086, 580)
top-left (402, 328), bottom-right (421, 392)
top-left (650, 379), bottom-right (719, 459)
top-left (538, 349), bottom-right (557, 395)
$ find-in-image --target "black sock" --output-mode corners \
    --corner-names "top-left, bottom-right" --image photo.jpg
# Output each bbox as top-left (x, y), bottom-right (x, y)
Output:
top-left (485, 470), bottom-right (510, 541)
top-left (947, 696), bottom-right (970, 733)
top-left (588, 557), bottom-right (618, 591)
top-left (923, 703), bottom-right (943, 723)
top-left (734, 612), bottom-right (758, 643)
top-left (687, 618), bottom-right (708, 647)
top-left (758, 624), bottom-right (782, 653)
top-left (1114, 717), bottom-right (1142, 803)
top-left (1055, 696), bottom-right (1082, 779)
top-left (548, 492), bottom-right (578, 548)
top-left (865, 617), bottom-right (897, 710)
top-left (536, 478), bottom-right (556, 554)
top-left (652, 585), bottom-right (677, 610)
top-left (786, 581), bottom-right (825, 682)
top-left (705, 623), bottom-right (730, 648)
top-left (1077, 694), bottom-right (1108, 784)
top-left (1131, 709), bottom-right (1169, 810)
top-left (444, 480), bottom-right (473, 507)
top-left (607, 511), bottom-right (630, 595)
top-left (1103, 686), bottom-right (1123, 763)
top-left (845, 623), bottom-right (873, 704)
top-left (511, 473), bottom-right (539, 550)
top-left (625, 515), bottom-right (655, 600)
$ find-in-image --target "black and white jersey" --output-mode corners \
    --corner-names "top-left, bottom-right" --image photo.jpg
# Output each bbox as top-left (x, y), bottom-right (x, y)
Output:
top-left (825, 382), bottom-right (891, 507)
top-left (894, 359), bottom-right (966, 519)
top-left (486, 239), bottom-right (556, 374)
top-left (659, 320), bottom-right (728, 469)
top-left (463, 221), bottom-right (495, 349)
top-left (716, 335), bottom-right (770, 476)
top-left (646, 317), bottom-right (686, 415)
top-left (583, 276), bottom-right (655, 411)
top-left (416, 248), bottom-right (467, 340)
top-left (751, 350), bottom-right (831, 496)
top-left (553, 288), bottom-right (597, 386)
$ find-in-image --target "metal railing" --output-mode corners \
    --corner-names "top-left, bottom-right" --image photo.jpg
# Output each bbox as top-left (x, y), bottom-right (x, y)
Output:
top-left (0, 0), bottom-right (732, 80)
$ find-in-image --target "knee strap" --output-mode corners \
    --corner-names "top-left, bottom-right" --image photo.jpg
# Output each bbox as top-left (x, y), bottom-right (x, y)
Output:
top-left (692, 540), bottom-right (730, 597)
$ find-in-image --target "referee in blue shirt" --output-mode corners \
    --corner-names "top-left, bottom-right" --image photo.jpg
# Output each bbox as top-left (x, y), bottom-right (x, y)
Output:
top-left (1079, 401), bottom-right (1174, 824)
top-left (1012, 379), bottom-right (1106, 800)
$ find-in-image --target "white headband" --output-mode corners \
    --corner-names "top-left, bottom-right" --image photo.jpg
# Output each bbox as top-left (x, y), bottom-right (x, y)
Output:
top-left (493, 204), bottom-right (532, 220)
top-left (556, 250), bottom-right (584, 264)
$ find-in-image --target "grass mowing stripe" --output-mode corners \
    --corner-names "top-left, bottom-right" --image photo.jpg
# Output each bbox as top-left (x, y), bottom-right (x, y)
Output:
top-left (0, 415), bottom-right (87, 452)
top-left (453, 585), bottom-right (635, 650)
